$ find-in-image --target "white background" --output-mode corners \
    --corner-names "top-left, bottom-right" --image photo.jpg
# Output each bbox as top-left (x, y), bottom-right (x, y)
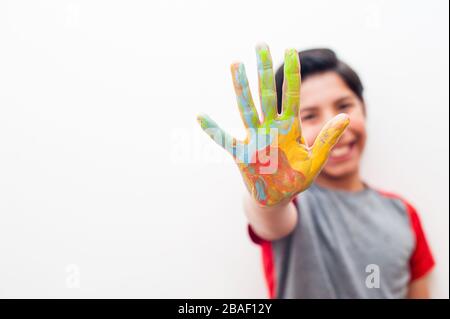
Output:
top-left (0, 0), bottom-right (448, 298)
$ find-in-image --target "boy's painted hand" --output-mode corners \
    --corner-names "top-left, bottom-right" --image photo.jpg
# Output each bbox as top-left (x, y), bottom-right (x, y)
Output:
top-left (197, 44), bottom-right (350, 207)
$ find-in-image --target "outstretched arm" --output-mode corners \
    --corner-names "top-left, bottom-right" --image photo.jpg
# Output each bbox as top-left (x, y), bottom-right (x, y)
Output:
top-left (244, 193), bottom-right (297, 241)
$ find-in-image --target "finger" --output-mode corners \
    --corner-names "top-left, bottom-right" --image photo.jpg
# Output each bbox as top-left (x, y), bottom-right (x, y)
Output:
top-left (230, 63), bottom-right (260, 128)
top-left (310, 114), bottom-right (350, 175)
top-left (281, 49), bottom-right (301, 119)
top-left (256, 43), bottom-right (277, 122)
top-left (196, 113), bottom-right (243, 159)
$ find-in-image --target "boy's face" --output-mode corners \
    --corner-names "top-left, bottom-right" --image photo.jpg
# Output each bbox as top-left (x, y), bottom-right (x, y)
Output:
top-left (299, 71), bottom-right (366, 179)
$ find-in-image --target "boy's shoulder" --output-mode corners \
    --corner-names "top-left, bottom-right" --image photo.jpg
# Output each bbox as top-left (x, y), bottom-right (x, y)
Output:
top-left (372, 187), bottom-right (419, 218)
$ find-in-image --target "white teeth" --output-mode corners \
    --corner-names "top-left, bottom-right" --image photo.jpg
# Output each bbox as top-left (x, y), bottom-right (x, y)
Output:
top-left (331, 145), bottom-right (350, 157)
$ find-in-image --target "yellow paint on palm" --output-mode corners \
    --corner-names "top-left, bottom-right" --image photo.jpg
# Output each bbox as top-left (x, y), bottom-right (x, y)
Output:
top-left (276, 119), bottom-right (311, 173)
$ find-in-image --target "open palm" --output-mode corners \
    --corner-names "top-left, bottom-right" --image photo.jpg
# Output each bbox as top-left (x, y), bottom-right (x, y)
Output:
top-left (197, 44), bottom-right (349, 207)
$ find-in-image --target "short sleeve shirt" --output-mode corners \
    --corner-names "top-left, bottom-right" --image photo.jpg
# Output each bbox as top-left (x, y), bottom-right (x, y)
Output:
top-left (249, 183), bottom-right (435, 299)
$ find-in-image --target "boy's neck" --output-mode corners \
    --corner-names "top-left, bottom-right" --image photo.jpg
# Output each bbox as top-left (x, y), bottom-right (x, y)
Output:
top-left (315, 170), bottom-right (365, 192)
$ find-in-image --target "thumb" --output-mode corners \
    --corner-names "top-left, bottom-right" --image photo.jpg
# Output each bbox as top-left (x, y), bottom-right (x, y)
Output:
top-left (309, 113), bottom-right (350, 176)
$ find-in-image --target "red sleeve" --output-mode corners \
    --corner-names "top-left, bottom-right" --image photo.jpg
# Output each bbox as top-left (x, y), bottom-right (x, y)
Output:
top-left (404, 201), bottom-right (436, 281)
top-left (377, 190), bottom-right (435, 282)
top-left (247, 224), bottom-right (276, 298)
top-left (248, 224), bottom-right (267, 245)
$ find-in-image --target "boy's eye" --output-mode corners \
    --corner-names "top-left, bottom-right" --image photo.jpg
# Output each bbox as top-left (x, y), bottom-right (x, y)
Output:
top-left (338, 103), bottom-right (352, 111)
top-left (301, 114), bottom-right (317, 122)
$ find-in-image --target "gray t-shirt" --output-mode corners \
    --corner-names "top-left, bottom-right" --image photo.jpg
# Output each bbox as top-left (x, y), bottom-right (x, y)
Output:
top-left (248, 183), bottom-right (434, 299)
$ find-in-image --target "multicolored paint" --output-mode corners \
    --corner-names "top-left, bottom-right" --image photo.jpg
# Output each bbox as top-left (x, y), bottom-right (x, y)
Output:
top-left (197, 44), bottom-right (350, 207)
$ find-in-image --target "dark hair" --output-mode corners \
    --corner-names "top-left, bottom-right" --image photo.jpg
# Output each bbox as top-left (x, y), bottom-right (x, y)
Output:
top-left (275, 48), bottom-right (364, 114)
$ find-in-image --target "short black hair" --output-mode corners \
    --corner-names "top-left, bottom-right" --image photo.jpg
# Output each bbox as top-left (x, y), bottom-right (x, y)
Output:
top-left (275, 48), bottom-right (364, 114)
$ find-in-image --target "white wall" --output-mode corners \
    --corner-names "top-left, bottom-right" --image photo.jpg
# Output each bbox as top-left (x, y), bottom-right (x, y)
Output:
top-left (0, 0), bottom-right (448, 298)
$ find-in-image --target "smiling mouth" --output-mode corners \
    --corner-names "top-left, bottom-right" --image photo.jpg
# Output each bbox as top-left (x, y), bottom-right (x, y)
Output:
top-left (328, 141), bottom-right (357, 163)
